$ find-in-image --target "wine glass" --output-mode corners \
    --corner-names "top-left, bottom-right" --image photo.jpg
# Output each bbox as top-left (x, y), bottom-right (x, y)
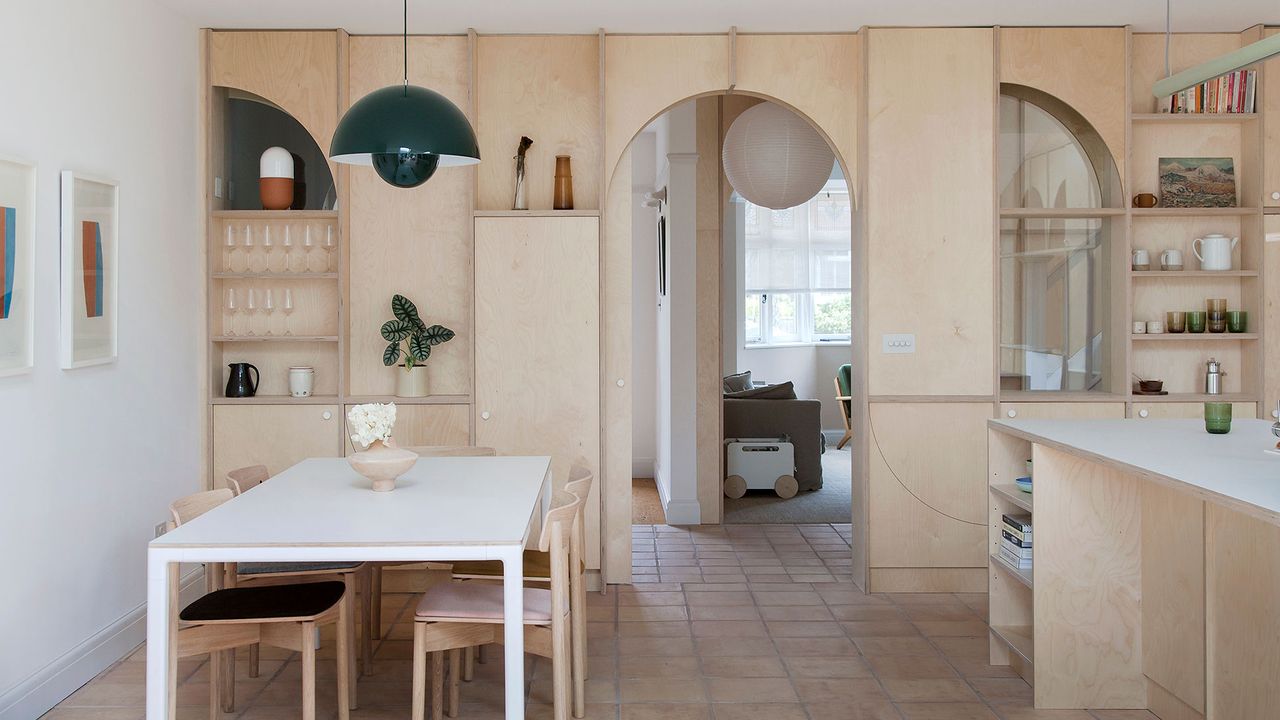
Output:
top-left (282, 224), bottom-right (295, 273)
top-left (245, 288), bottom-right (258, 336)
top-left (323, 226), bottom-right (336, 272)
top-left (244, 224), bottom-right (261, 273)
top-left (262, 225), bottom-right (275, 272)
top-left (282, 288), bottom-right (295, 336)
top-left (223, 225), bottom-right (237, 272)
top-left (303, 224), bottom-right (316, 272)
top-left (262, 288), bottom-right (276, 336)
top-left (224, 287), bottom-right (239, 336)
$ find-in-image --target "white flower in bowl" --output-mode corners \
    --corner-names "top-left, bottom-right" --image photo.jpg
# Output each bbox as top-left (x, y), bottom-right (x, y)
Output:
top-left (348, 402), bottom-right (397, 449)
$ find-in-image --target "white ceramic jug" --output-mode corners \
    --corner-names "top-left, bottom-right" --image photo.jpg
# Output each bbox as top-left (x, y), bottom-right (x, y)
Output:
top-left (1193, 234), bottom-right (1238, 271)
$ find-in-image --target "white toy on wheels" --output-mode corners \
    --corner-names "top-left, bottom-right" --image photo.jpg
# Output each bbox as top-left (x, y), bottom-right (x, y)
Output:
top-left (724, 438), bottom-right (798, 499)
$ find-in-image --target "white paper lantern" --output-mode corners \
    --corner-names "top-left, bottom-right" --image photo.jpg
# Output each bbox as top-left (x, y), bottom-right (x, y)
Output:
top-left (721, 102), bottom-right (835, 210)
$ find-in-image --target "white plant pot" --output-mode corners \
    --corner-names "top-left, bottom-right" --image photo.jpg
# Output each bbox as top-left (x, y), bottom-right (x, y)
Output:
top-left (396, 365), bottom-right (429, 397)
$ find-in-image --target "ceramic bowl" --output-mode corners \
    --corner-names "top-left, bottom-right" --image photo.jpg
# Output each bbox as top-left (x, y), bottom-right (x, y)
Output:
top-left (1015, 476), bottom-right (1033, 493)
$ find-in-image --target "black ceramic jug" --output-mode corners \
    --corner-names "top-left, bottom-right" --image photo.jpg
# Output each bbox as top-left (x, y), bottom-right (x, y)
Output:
top-left (225, 363), bottom-right (259, 398)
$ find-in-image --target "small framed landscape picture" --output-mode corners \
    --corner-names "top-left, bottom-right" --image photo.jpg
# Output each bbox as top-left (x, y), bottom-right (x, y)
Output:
top-left (0, 157), bottom-right (36, 376)
top-left (60, 171), bottom-right (118, 368)
top-left (1158, 157), bottom-right (1237, 208)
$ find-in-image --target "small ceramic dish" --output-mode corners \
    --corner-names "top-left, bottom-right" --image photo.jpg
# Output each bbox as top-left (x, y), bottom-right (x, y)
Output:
top-left (1015, 476), bottom-right (1033, 493)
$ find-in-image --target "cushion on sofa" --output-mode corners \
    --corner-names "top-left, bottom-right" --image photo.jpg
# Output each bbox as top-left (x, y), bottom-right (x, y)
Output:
top-left (725, 381), bottom-right (797, 400)
top-left (723, 370), bottom-right (753, 394)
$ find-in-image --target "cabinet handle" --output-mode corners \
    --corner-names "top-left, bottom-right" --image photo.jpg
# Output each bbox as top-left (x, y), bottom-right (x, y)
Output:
top-left (1006, 409), bottom-right (1017, 418)
top-left (1138, 409), bottom-right (1149, 418)
top-left (322, 411), bottom-right (332, 420)
top-left (481, 411), bottom-right (490, 421)
top-left (617, 378), bottom-right (626, 387)
top-left (1272, 191), bottom-right (1280, 201)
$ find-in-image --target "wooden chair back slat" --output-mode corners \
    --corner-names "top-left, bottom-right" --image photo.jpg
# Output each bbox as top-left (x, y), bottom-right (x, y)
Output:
top-left (225, 465), bottom-right (269, 496)
top-left (403, 445), bottom-right (497, 457)
top-left (170, 488), bottom-right (234, 528)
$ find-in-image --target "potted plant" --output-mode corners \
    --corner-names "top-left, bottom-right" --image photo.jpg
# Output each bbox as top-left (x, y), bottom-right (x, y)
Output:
top-left (381, 294), bottom-right (455, 397)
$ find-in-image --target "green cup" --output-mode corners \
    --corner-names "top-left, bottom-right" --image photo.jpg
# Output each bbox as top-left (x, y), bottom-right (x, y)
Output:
top-left (1227, 310), bottom-right (1248, 333)
top-left (1204, 402), bottom-right (1232, 434)
top-left (1187, 311), bottom-right (1207, 333)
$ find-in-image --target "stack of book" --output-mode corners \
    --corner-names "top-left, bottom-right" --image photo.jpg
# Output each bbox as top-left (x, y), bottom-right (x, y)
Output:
top-left (1157, 69), bottom-right (1256, 114)
top-left (1000, 513), bottom-right (1032, 571)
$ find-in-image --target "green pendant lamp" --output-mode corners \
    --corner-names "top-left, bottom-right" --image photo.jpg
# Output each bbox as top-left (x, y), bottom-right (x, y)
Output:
top-left (330, 0), bottom-right (479, 187)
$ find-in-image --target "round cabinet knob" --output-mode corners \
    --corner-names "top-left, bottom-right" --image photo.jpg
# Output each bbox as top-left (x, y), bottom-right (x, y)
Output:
top-left (1273, 408), bottom-right (1279, 419)
top-left (1272, 191), bottom-right (1280, 201)
top-left (481, 411), bottom-right (491, 421)
top-left (1006, 409), bottom-right (1017, 418)
top-left (1138, 409), bottom-right (1149, 418)
top-left (322, 411), bottom-right (332, 420)
top-left (616, 378), bottom-right (626, 387)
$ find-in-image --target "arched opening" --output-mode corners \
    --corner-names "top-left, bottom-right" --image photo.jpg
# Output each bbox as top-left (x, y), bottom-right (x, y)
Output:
top-left (215, 87), bottom-right (337, 210)
top-left (998, 84), bottom-right (1122, 393)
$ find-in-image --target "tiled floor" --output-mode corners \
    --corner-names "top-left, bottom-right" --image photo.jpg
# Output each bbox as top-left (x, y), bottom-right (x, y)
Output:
top-left (45, 524), bottom-right (1159, 720)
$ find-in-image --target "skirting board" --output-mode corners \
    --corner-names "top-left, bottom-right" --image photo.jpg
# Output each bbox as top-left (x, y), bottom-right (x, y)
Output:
top-left (654, 467), bottom-right (701, 525)
top-left (0, 567), bottom-right (207, 720)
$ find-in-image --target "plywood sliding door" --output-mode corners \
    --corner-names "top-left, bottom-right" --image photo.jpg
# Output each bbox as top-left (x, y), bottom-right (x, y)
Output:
top-left (475, 216), bottom-right (602, 570)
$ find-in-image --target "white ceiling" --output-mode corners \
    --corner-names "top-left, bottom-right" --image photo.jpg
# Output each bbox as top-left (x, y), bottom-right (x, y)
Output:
top-left (157, 0), bottom-right (1277, 36)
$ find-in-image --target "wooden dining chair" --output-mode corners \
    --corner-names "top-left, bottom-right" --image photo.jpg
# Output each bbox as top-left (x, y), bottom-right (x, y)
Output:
top-left (221, 464), bottom-right (369, 706)
top-left (367, 446), bottom-right (499, 642)
top-left (834, 363), bottom-right (853, 450)
top-left (168, 489), bottom-right (351, 720)
top-left (410, 478), bottom-right (587, 720)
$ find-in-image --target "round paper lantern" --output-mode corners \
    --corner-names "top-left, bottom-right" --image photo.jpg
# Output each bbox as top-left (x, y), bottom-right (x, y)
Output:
top-left (721, 103), bottom-right (835, 210)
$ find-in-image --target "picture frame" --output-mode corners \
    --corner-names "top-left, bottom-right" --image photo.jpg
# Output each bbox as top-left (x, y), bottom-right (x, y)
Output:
top-left (0, 157), bottom-right (37, 377)
top-left (60, 171), bottom-right (118, 368)
top-left (1157, 157), bottom-right (1237, 208)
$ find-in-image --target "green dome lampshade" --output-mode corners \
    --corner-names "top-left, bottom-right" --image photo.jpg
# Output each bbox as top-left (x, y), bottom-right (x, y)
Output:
top-left (330, 84), bottom-right (480, 188)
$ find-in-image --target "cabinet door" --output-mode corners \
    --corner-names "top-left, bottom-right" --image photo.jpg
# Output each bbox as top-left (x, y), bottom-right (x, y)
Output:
top-left (1132, 402), bottom-right (1255, 420)
top-left (474, 216), bottom-right (601, 566)
top-left (342, 404), bottom-right (471, 456)
top-left (212, 405), bottom-right (342, 486)
top-left (1266, 29), bottom-right (1280, 206)
top-left (999, 402), bottom-right (1126, 420)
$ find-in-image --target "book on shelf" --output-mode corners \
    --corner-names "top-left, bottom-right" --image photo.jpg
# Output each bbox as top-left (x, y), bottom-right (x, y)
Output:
top-left (1001, 522), bottom-right (1031, 542)
top-left (1157, 69), bottom-right (1256, 114)
top-left (999, 544), bottom-right (1033, 570)
top-left (1002, 513), bottom-right (1032, 533)
top-left (1001, 537), bottom-right (1033, 558)
top-left (1001, 529), bottom-right (1031, 549)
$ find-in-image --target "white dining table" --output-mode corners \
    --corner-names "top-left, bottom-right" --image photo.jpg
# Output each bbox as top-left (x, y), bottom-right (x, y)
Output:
top-left (146, 454), bottom-right (553, 720)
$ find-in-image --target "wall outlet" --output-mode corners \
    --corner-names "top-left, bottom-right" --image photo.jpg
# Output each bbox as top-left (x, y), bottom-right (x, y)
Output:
top-left (214, 176), bottom-right (223, 199)
top-left (154, 522), bottom-right (167, 538)
top-left (882, 333), bottom-right (916, 354)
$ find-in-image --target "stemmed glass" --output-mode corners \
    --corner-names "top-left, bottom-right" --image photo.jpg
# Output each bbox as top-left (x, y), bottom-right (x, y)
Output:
top-left (282, 288), bottom-right (295, 336)
top-left (245, 288), bottom-right (258, 336)
top-left (262, 288), bottom-right (276, 336)
top-left (262, 225), bottom-right (275, 272)
top-left (224, 287), bottom-right (239, 336)
top-left (282, 225), bottom-right (296, 273)
top-left (303, 224), bottom-right (316, 272)
top-left (244, 224), bottom-right (262, 273)
top-left (323, 226), bottom-right (336, 272)
top-left (224, 225), bottom-right (237, 272)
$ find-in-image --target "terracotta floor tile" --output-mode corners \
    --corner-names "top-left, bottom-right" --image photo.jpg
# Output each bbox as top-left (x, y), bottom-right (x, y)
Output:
top-left (620, 605), bottom-right (689, 622)
top-left (804, 700), bottom-right (902, 720)
top-left (781, 655), bottom-right (873, 679)
top-left (792, 678), bottom-right (887, 703)
top-left (618, 655), bottom-right (701, 678)
top-left (689, 605), bottom-right (762, 621)
top-left (829, 605), bottom-right (906, 622)
top-left (618, 636), bottom-right (696, 657)
top-left (691, 620), bottom-right (769, 638)
top-left (993, 708), bottom-right (1095, 720)
top-left (841, 621), bottom-right (921, 638)
top-left (699, 655), bottom-right (788, 678)
top-left (897, 702), bottom-right (998, 719)
top-left (752, 591), bottom-right (824, 606)
top-left (695, 636), bottom-right (778, 657)
top-left (866, 653), bottom-right (959, 680)
top-left (711, 702), bottom-right (809, 720)
top-left (913, 620), bottom-right (990, 637)
top-left (967, 677), bottom-right (1033, 704)
top-left (619, 677), bottom-right (708, 703)
top-left (1086, 712), bottom-right (1160, 720)
top-left (758, 605), bottom-right (834, 621)
top-left (621, 704), bottom-right (712, 720)
top-left (852, 636), bottom-right (939, 656)
top-left (773, 637), bottom-right (861, 657)
top-left (617, 620), bottom-right (693, 638)
top-left (705, 677), bottom-right (798, 703)
top-left (766, 621), bottom-right (842, 638)
top-left (881, 678), bottom-right (980, 703)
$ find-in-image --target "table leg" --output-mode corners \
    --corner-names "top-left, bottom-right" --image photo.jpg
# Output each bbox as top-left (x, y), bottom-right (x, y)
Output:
top-left (146, 554), bottom-right (176, 719)
top-left (502, 547), bottom-right (525, 720)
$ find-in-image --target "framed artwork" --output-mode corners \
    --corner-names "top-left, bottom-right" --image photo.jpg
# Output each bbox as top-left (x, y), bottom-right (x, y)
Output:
top-left (60, 171), bottom-right (118, 368)
top-left (1158, 157), bottom-right (1237, 208)
top-left (0, 157), bottom-right (36, 376)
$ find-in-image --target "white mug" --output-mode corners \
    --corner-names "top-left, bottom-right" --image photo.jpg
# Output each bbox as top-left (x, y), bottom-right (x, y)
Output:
top-left (1133, 321), bottom-right (1146, 334)
top-left (1160, 249), bottom-right (1183, 269)
top-left (1147, 321), bottom-right (1165, 334)
top-left (289, 366), bottom-right (315, 397)
top-left (1132, 249), bottom-right (1151, 268)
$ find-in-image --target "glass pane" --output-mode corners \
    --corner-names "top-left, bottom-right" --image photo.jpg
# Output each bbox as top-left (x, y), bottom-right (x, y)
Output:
top-left (811, 247), bottom-right (851, 289)
top-left (744, 293), bottom-right (763, 344)
top-left (812, 292), bottom-right (851, 338)
top-left (767, 293), bottom-right (800, 343)
top-left (999, 94), bottom-right (1107, 209)
top-left (1000, 217), bottom-right (1110, 392)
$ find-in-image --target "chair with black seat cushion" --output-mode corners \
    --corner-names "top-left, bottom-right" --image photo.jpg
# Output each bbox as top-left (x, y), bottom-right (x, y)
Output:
top-left (167, 489), bottom-right (351, 720)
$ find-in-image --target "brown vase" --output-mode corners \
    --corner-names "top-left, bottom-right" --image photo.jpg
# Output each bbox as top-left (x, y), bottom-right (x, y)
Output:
top-left (260, 177), bottom-right (294, 210)
top-left (553, 155), bottom-right (574, 210)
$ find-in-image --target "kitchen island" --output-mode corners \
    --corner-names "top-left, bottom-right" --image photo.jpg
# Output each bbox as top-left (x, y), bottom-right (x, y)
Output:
top-left (988, 418), bottom-right (1280, 719)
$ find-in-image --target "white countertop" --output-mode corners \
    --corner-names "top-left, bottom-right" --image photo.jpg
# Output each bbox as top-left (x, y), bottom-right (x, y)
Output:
top-left (990, 418), bottom-right (1280, 525)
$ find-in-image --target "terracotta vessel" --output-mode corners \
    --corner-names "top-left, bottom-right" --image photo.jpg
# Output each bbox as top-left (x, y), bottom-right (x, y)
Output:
top-left (553, 155), bottom-right (574, 210)
top-left (348, 438), bottom-right (418, 492)
top-left (259, 177), bottom-right (294, 210)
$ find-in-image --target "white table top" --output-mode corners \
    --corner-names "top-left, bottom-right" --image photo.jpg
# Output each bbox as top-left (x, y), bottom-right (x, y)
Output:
top-left (151, 455), bottom-right (553, 549)
top-left (990, 418), bottom-right (1280, 525)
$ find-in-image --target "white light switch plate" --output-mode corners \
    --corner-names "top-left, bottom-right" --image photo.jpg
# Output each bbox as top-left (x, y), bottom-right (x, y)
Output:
top-left (882, 333), bottom-right (915, 354)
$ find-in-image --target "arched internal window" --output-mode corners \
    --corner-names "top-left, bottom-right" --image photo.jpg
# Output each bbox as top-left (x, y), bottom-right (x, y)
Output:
top-left (998, 85), bottom-right (1120, 393)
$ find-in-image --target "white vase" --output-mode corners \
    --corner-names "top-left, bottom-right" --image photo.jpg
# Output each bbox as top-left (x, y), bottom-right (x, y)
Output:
top-left (396, 365), bottom-right (429, 397)
top-left (348, 439), bottom-right (418, 492)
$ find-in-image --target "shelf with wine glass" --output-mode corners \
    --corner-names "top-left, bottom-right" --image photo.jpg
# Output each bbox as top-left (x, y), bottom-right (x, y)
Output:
top-left (212, 336), bottom-right (339, 343)
top-left (215, 217), bottom-right (339, 275)
top-left (213, 272), bottom-right (337, 279)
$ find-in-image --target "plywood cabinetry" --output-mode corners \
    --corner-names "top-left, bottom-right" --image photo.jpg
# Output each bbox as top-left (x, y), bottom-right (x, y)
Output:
top-left (212, 404), bottom-right (342, 486)
top-left (1141, 481), bottom-right (1205, 713)
top-left (475, 35), bottom-right (600, 211)
top-left (1133, 401), bottom-right (1256, 419)
top-left (341, 404), bottom-right (470, 456)
top-left (865, 28), bottom-right (995, 396)
top-left (474, 216), bottom-right (601, 569)
top-left (1000, 402), bottom-right (1125, 420)
top-left (1265, 28), bottom-right (1280, 205)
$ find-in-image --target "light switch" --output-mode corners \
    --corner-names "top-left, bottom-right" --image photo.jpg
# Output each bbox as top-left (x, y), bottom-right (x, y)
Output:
top-left (214, 176), bottom-right (224, 199)
top-left (881, 333), bottom-right (915, 354)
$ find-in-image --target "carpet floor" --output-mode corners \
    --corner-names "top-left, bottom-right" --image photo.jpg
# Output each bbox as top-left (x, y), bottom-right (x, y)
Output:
top-left (724, 446), bottom-right (853, 524)
top-left (631, 478), bottom-right (666, 524)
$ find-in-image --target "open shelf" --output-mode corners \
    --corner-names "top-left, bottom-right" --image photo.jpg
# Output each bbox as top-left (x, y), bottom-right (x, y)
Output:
top-left (213, 272), bottom-right (338, 279)
top-left (1132, 333), bottom-right (1258, 341)
top-left (211, 394), bottom-right (340, 405)
top-left (473, 209), bottom-right (601, 218)
top-left (212, 210), bottom-right (338, 220)
top-left (1132, 392), bottom-right (1255, 403)
top-left (991, 553), bottom-right (1034, 589)
top-left (990, 625), bottom-right (1035, 664)
top-left (991, 484), bottom-right (1033, 513)
top-left (1131, 113), bottom-right (1259, 124)
top-left (1131, 270), bottom-right (1258, 278)
top-left (999, 207), bottom-right (1125, 218)
top-left (212, 336), bottom-right (339, 343)
top-left (1131, 207), bottom-right (1257, 218)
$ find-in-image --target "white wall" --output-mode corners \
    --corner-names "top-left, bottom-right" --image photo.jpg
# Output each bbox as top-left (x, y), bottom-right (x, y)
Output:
top-left (630, 132), bottom-right (658, 478)
top-left (0, 2), bottom-right (201, 717)
top-left (741, 344), bottom-right (851, 432)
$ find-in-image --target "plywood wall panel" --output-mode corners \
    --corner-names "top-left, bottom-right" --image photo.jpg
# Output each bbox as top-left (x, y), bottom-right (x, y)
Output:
top-left (1130, 33), bottom-right (1243, 115)
top-left (695, 97), bottom-right (721, 523)
top-left (209, 31), bottom-right (339, 170)
top-left (475, 35), bottom-right (600, 211)
top-left (866, 28), bottom-right (995, 396)
top-left (1141, 481), bottom-right (1205, 713)
top-left (602, 148), bottom-right (632, 582)
top-left (346, 37), bottom-right (473, 397)
top-left (342, 404), bottom-right (470, 456)
top-left (999, 27), bottom-right (1127, 181)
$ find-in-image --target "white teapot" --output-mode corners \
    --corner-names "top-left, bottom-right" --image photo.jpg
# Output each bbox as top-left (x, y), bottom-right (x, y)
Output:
top-left (1193, 234), bottom-right (1238, 271)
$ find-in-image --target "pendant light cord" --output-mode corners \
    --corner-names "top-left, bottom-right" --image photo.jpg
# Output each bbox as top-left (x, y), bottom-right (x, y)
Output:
top-left (403, 0), bottom-right (409, 91)
top-left (1165, 0), bottom-right (1171, 77)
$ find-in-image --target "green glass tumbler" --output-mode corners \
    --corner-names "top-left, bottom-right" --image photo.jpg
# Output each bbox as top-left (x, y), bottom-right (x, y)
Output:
top-left (1227, 310), bottom-right (1248, 333)
top-left (1187, 311), bottom-right (1207, 333)
top-left (1204, 402), bottom-right (1232, 434)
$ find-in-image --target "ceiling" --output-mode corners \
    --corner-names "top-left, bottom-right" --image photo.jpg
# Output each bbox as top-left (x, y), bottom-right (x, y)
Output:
top-left (157, 0), bottom-right (1277, 36)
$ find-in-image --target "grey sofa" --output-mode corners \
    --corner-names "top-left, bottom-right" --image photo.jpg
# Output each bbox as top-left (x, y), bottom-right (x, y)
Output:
top-left (723, 382), bottom-right (824, 493)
